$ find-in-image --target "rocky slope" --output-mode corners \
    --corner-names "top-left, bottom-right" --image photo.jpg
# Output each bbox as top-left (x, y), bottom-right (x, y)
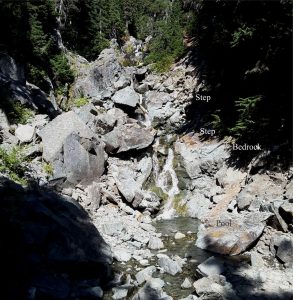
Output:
top-left (0, 39), bottom-right (292, 300)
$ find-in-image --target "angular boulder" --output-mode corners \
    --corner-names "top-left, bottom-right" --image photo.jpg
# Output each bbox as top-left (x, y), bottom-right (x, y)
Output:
top-left (15, 124), bottom-right (35, 143)
top-left (39, 111), bottom-right (105, 185)
top-left (112, 86), bottom-right (140, 107)
top-left (39, 111), bottom-right (94, 162)
top-left (103, 123), bottom-right (154, 153)
top-left (196, 212), bottom-right (271, 255)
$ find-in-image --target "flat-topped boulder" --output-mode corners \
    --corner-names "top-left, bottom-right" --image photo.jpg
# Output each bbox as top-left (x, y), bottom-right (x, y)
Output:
top-left (103, 123), bottom-right (154, 153)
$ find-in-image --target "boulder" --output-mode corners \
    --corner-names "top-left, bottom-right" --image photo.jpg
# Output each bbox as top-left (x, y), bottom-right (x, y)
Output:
top-left (181, 278), bottom-right (192, 289)
top-left (148, 236), bottom-right (164, 250)
top-left (103, 123), bottom-right (154, 153)
top-left (197, 256), bottom-right (225, 277)
top-left (62, 133), bottom-right (105, 185)
top-left (157, 254), bottom-right (182, 275)
top-left (196, 212), bottom-right (271, 255)
top-left (271, 235), bottom-right (293, 265)
top-left (186, 191), bottom-right (211, 220)
top-left (15, 124), bottom-right (35, 143)
top-left (113, 247), bottom-right (131, 262)
top-left (132, 278), bottom-right (171, 300)
top-left (285, 180), bottom-right (293, 199)
top-left (112, 86), bottom-right (140, 107)
top-left (144, 91), bottom-right (175, 124)
top-left (114, 167), bottom-right (141, 203)
top-left (193, 275), bottom-right (239, 300)
top-left (174, 232), bottom-right (186, 240)
top-left (39, 112), bottom-right (105, 185)
top-left (135, 266), bottom-right (156, 285)
top-left (39, 111), bottom-right (94, 162)
top-left (112, 287), bottom-right (128, 299)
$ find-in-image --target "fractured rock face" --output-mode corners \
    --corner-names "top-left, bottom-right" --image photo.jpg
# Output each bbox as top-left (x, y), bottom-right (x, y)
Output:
top-left (236, 174), bottom-right (285, 211)
top-left (72, 48), bottom-right (131, 100)
top-left (196, 212), bottom-right (271, 255)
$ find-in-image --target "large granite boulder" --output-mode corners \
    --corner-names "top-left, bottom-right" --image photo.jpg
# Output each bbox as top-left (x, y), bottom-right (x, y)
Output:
top-left (103, 122), bottom-right (154, 153)
top-left (196, 212), bottom-right (271, 255)
top-left (39, 111), bottom-right (105, 185)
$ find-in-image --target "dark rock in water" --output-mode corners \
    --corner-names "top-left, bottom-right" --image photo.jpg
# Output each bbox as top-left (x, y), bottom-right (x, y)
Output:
top-left (0, 177), bottom-right (112, 300)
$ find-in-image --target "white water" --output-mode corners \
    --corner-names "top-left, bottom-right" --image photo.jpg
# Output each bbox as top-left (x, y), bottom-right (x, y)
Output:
top-left (153, 143), bottom-right (180, 219)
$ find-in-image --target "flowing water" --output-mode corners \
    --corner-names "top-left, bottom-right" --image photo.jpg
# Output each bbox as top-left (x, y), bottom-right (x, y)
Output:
top-left (153, 143), bottom-right (180, 220)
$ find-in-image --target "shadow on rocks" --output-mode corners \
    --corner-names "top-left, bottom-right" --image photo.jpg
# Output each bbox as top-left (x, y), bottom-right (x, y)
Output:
top-left (194, 234), bottom-right (292, 300)
top-left (0, 177), bottom-right (113, 300)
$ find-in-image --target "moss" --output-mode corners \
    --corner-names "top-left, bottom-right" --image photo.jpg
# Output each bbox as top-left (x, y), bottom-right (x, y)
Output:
top-left (0, 146), bottom-right (28, 185)
top-left (43, 162), bottom-right (54, 176)
top-left (73, 97), bottom-right (89, 108)
top-left (173, 191), bottom-right (187, 216)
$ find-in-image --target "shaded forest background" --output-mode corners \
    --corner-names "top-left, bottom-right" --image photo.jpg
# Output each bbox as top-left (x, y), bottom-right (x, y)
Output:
top-left (0, 0), bottom-right (292, 148)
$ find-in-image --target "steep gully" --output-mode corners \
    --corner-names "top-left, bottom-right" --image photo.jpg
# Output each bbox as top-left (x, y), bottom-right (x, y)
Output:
top-left (0, 37), bottom-right (292, 299)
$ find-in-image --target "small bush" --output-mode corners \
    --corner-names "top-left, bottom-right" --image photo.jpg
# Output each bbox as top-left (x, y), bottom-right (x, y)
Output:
top-left (43, 162), bottom-right (53, 176)
top-left (6, 102), bottom-right (34, 125)
top-left (0, 146), bottom-right (28, 185)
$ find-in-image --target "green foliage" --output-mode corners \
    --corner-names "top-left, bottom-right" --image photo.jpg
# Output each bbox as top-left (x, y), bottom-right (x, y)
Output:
top-left (189, 0), bottom-right (292, 145)
top-left (144, 0), bottom-right (185, 72)
top-left (231, 26), bottom-right (255, 48)
top-left (230, 96), bottom-right (261, 137)
top-left (6, 102), bottom-right (34, 125)
top-left (73, 97), bottom-right (89, 108)
top-left (43, 162), bottom-right (54, 176)
top-left (0, 146), bottom-right (28, 185)
top-left (50, 54), bottom-right (74, 85)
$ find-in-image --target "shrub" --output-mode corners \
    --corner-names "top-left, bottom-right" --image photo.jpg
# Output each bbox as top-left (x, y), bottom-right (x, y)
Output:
top-left (0, 146), bottom-right (28, 185)
top-left (6, 102), bottom-right (34, 125)
top-left (43, 162), bottom-right (53, 176)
